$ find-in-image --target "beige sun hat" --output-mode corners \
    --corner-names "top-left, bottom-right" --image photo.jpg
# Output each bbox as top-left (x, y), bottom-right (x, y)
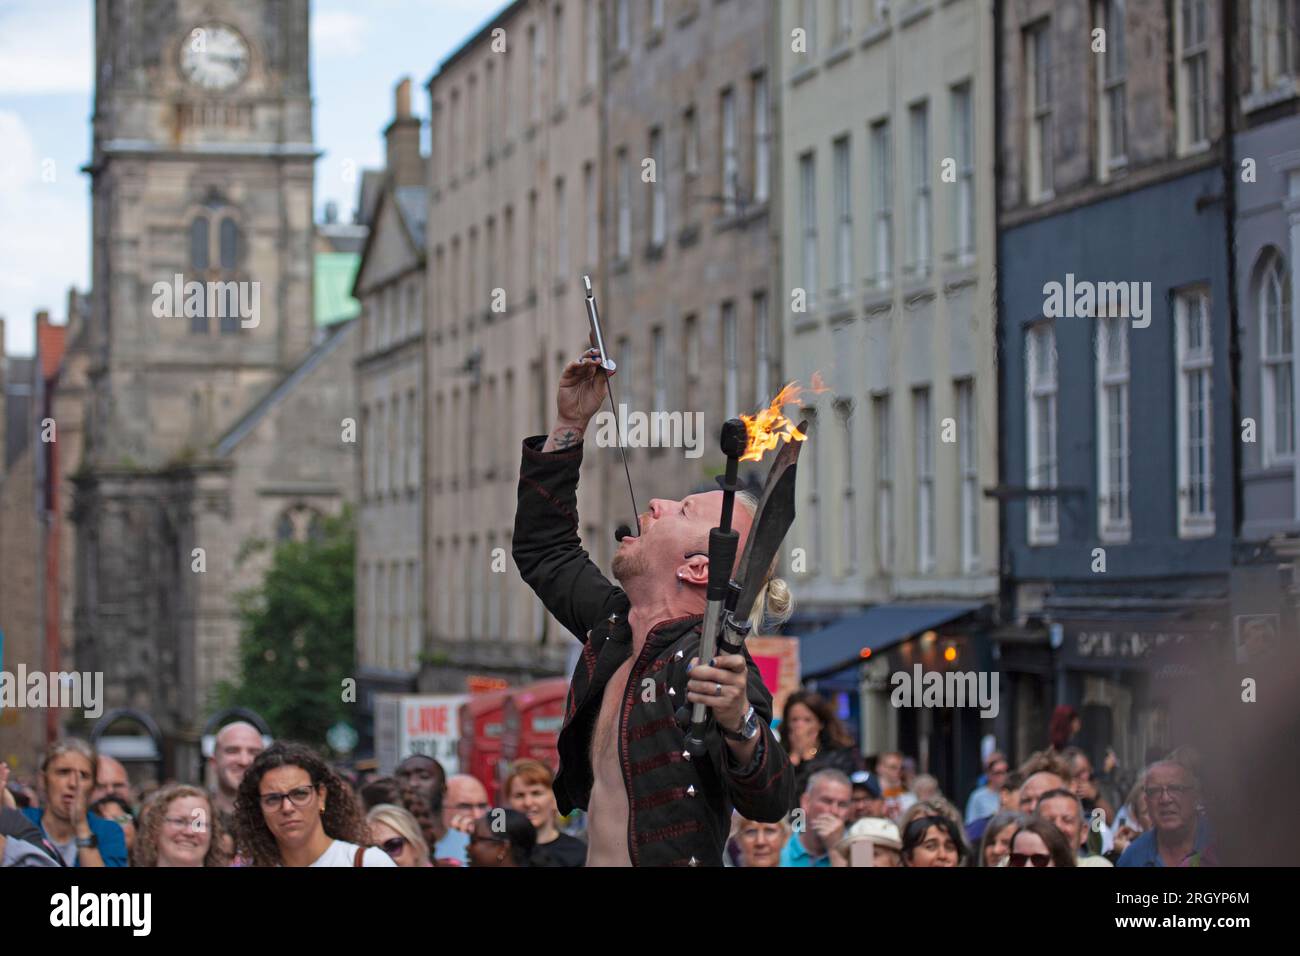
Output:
top-left (841, 816), bottom-right (902, 851)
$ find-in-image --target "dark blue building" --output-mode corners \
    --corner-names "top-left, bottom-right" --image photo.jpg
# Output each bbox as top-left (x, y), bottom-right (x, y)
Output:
top-left (994, 0), bottom-right (1235, 770)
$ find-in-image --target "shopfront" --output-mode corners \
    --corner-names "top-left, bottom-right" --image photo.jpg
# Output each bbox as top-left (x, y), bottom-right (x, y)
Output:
top-left (1051, 615), bottom-right (1227, 776)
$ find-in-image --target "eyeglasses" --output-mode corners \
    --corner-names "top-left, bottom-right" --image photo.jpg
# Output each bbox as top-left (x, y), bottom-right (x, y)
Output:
top-left (449, 801), bottom-right (490, 814)
top-left (380, 836), bottom-right (407, 858)
top-left (163, 815), bottom-right (206, 832)
top-left (1008, 852), bottom-right (1052, 867)
top-left (259, 785), bottom-right (318, 810)
top-left (1143, 784), bottom-right (1194, 801)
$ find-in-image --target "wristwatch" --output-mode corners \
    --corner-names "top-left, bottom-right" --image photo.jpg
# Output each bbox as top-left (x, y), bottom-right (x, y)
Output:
top-left (721, 705), bottom-right (760, 742)
top-left (76, 833), bottom-right (98, 849)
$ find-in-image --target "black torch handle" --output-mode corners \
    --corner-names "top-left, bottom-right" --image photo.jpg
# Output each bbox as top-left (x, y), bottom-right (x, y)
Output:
top-left (686, 525), bottom-right (739, 756)
top-left (685, 434), bottom-right (743, 756)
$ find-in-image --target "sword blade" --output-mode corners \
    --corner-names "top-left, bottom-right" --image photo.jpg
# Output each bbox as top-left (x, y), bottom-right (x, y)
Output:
top-left (732, 420), bottom-right (807, 623)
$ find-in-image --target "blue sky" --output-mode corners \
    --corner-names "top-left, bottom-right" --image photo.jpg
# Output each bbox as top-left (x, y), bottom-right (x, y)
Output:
top-left (0, 0), bottom-right (508, 357)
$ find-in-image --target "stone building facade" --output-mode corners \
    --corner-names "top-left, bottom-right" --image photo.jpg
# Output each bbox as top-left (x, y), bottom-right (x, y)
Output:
top-left (0, 320), bottom-right (43, 772)
top-left (423, 0), bottom-right (601, 686)
top-left (601, 0), bottom-right (782, 515)
top-left (776, 0), bottom-right (999, 793)
top-left (354, 78), bottom-right (429, 711)
top-left (1229, 0), bottom-right (1300, 645)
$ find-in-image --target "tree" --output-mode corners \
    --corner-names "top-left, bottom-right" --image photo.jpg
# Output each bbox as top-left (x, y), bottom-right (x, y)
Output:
top-left (214, 506), bottom-right (355, 749)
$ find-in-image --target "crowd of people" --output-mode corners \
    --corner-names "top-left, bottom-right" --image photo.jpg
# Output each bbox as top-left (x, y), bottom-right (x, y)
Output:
top-left (0, 698), bottom-right (1216, 868)
top-left (766, 695), bottom-right (1217, 868)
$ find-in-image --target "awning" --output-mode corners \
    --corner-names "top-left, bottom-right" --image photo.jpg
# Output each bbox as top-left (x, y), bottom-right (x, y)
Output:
top-left (798, 603), bottom-right (984, 679)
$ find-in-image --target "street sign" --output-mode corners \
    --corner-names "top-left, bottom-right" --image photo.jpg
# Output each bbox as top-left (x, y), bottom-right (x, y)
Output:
top-left (326, 720), bottom-right (359, 755)
top-left (375, 694), bottom-right (468, 773)
top-left (747, 636), bottom-right (800, 719)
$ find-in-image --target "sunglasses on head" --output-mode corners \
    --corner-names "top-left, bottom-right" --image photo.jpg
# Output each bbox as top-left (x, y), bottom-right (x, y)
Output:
top-left (1008, 852), bottom-right (1052, 867)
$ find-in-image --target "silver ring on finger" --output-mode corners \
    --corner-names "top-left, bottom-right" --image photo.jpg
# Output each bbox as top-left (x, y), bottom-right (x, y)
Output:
top-left (715, 682), bottom-right (723, 696)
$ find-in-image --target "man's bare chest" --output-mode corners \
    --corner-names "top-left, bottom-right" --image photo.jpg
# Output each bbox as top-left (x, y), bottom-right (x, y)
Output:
top-left (591, 658), bottom-right (634, 772)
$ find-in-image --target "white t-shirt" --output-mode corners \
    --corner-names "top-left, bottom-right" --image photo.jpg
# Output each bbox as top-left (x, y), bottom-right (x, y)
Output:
top-left (308, 839), bottom-right (397, 868)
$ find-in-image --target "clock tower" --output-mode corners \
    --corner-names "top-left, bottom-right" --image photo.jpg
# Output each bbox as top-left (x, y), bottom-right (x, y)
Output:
top-left (85, 0), bottom-right (315, 467)
top-left (74, 0), bottom-right (320, 770)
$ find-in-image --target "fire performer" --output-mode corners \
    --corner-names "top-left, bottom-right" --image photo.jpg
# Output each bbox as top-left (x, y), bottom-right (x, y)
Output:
top-left (512, 347), bottom-right (797, 866)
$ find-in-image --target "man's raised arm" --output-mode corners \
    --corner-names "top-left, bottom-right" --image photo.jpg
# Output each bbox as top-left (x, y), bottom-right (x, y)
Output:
top-left (512, 348), bottom-right (624, 642)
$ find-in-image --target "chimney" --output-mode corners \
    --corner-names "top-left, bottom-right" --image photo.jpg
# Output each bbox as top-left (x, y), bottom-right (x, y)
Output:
top-left (64, 288), bottom-right (81, 344)
top-left (385, 76), bottom-right (424, 188)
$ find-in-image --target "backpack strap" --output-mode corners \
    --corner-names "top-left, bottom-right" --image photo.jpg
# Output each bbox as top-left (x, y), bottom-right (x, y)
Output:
top-left (353, 845), bottom-right (366, 867)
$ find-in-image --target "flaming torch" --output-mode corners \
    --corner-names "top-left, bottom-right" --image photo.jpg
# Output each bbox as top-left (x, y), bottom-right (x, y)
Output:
top-left (737, 372), bottom-right (827, 461)
top-left (683, 375), bottom-right (826, 756)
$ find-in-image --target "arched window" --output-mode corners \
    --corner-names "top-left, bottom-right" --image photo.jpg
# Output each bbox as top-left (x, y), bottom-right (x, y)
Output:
top-left (219, 217), bottom-right (239, 269)
top-left (1261, 252), bottom-right (1293, 465)
top-left (190, 217), bottom-right (210, 333)
top-left (190, 217), bottom-right (210, 270)
top-left (218, 217), bottom-right (241, 334)
top-left (275, 504), bottom-right (324, 544)
top-left (188, 207), bottom-right (244, 336)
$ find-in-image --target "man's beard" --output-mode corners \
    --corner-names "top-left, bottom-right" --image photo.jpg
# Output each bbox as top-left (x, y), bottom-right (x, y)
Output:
top-left (611, 546), bottom-right (650, 583)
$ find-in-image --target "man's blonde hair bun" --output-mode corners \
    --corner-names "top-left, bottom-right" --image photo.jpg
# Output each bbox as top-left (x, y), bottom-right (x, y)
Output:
top-left (748, 575), bottom-right (794, 635)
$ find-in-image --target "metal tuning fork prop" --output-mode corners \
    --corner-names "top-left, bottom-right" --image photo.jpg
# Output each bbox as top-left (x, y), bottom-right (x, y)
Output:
top-left (583, 275), bottom-right (640, 540)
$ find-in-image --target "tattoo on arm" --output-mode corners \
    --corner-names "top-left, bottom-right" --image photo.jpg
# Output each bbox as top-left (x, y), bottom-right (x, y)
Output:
top-left (544, 426), bottom-right (583, 452)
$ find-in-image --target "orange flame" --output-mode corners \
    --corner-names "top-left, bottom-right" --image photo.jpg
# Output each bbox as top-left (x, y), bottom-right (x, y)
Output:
top-left (738, 373), bottom-right (830, 463)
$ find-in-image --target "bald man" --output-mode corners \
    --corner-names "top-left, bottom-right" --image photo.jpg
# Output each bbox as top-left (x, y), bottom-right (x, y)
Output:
top-left (512, 347), bottom-right (793, 866)
top-left (1018, 771), bottom-right (1069, 815)
top-left (92, 755), bottom-right (132, 805)
top-left (435, 774), bottom-right (490, 866)
top-left (209, 722), bottom-right (266, 820)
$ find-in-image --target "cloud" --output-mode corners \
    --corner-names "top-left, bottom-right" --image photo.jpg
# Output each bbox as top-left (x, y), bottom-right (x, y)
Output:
top-left (0, 110), bottom-right (87, 356)
top-left (442, 0), bottom-right (512, 13)
top-left (0, 0), bottom-right (92, 95)
top-left (0, 110), bottom-right (39, 187)
top-left (312, 10), bottom-right (368, 58)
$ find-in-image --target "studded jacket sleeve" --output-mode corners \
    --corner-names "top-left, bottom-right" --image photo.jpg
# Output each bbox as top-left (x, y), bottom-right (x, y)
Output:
top-left (716, 652), bottom-right (795, 823)
top-left (513, 436), bottom-right (624, 643)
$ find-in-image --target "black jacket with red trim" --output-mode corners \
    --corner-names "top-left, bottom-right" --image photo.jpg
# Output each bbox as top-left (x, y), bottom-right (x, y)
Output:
top-left (512, 436), bottom-right (794, 866)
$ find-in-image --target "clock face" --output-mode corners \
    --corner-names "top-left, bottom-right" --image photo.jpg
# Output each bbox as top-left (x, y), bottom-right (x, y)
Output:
top-left (179, 24), bottom-right (249, 91)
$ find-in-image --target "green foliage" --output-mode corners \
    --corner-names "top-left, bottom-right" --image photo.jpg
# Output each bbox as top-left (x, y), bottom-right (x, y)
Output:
top-left (213, 506), bottom-right (355, 749)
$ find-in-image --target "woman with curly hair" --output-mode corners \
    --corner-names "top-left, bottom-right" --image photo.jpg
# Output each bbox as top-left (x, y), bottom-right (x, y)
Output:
top-left (234, 742), bottom-right (396, 867)
top-left (776, 690), bottom-right (861, 808)
top-left (132, 784), bottom-right (230, 868)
